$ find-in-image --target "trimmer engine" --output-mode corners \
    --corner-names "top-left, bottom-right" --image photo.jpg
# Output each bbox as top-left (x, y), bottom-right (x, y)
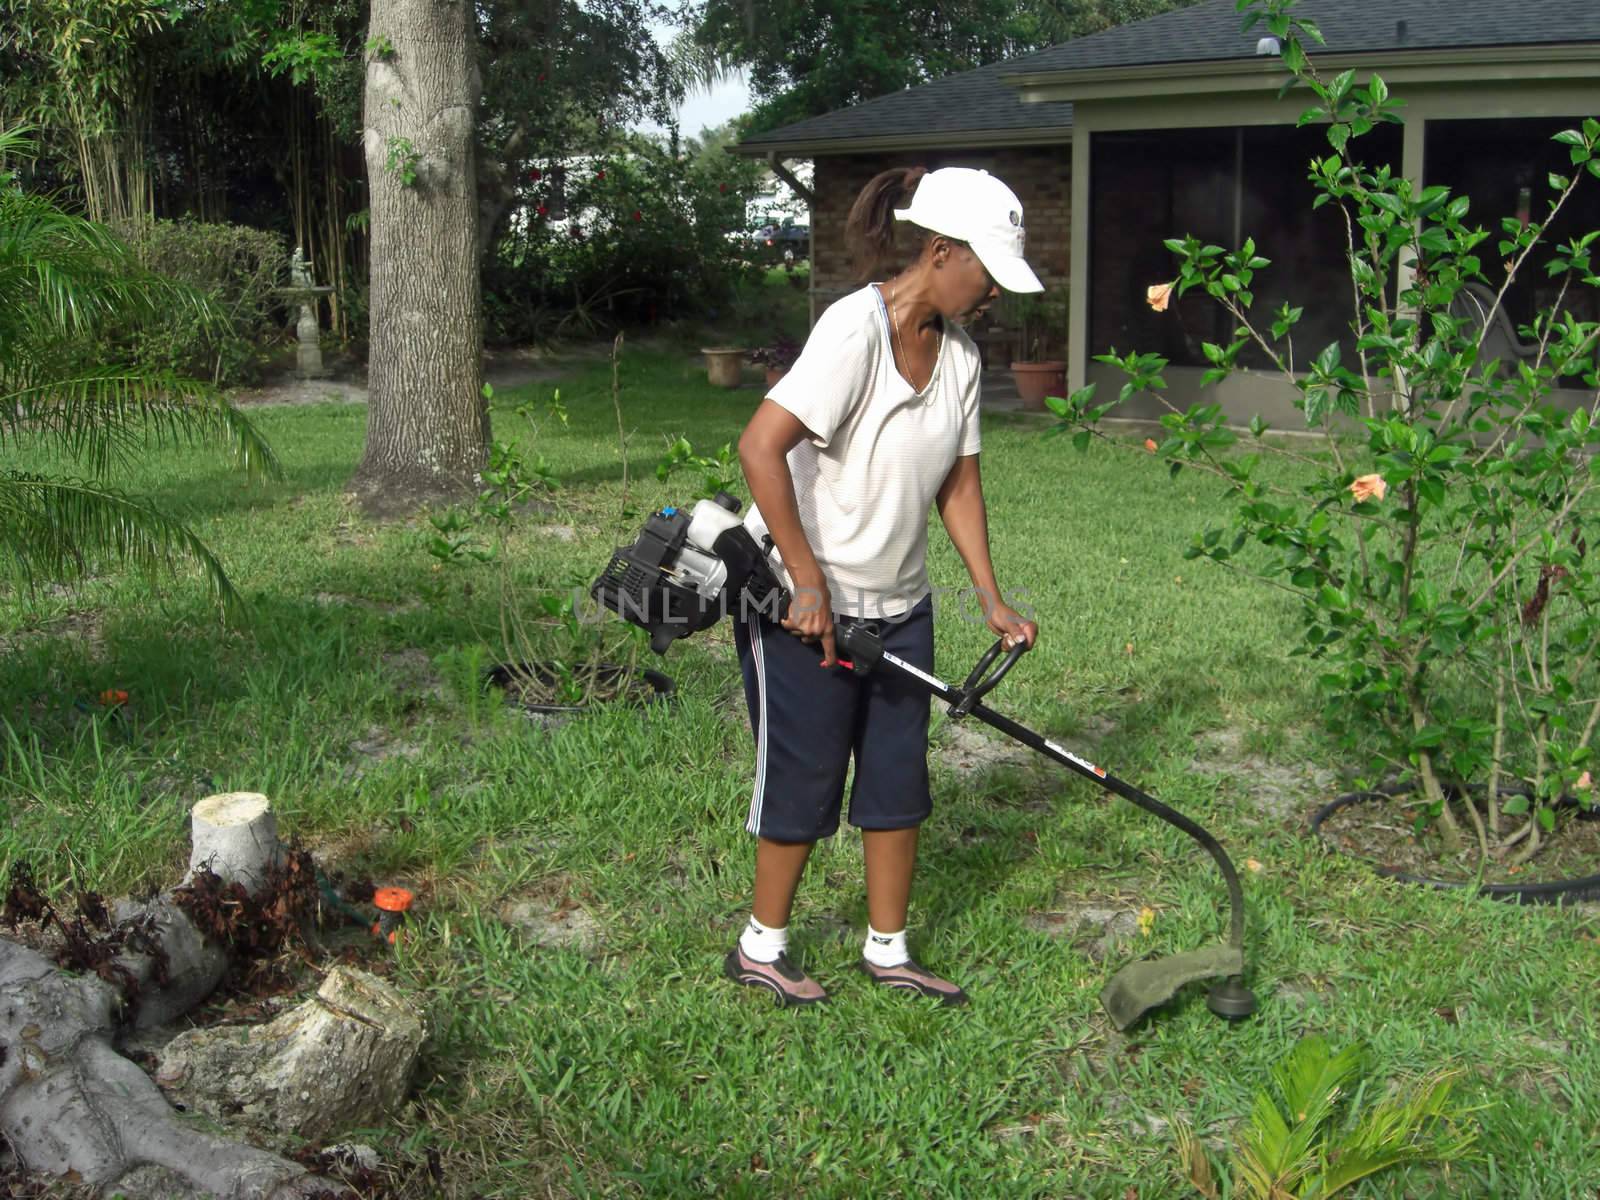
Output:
top-left (590, 492), bottom-right (786, 654)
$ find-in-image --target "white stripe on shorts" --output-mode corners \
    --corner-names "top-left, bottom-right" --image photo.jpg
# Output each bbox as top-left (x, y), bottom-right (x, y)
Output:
top-left (746, 618), bottom-right (769, 834)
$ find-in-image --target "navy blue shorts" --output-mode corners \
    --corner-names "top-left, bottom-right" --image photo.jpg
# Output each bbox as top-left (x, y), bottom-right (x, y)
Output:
top-left (733, 595), bottom-right (935, 842)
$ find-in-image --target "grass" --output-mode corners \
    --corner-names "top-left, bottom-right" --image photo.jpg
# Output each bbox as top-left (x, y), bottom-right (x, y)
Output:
top-left (2, 341), bottom-right (1599, 1199)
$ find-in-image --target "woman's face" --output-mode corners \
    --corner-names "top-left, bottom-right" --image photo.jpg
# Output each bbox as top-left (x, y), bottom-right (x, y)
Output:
top-left (929, 239), bottom-right (1000, 324)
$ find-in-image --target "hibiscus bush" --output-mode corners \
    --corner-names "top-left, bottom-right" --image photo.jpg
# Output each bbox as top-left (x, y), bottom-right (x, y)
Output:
top-left (1054, 0), bottom-right (1600, 866)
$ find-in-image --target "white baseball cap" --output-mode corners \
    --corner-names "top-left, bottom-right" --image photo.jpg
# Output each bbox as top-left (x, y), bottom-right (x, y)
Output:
top-left (893, 167), bottom-right (1044, 293)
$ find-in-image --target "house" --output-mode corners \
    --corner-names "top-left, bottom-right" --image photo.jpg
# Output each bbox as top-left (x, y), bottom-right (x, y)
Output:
top-left (736, 0), bottom-right (1600, 421)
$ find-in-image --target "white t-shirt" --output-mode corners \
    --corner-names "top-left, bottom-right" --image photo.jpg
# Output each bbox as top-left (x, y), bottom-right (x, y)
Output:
top-left (744, 284), bottom-right (983, 619)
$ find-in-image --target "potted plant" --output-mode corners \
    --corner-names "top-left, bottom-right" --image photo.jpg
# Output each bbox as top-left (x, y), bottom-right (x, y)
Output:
top-left (1007, 290), bottom-right (1069, 411)
top-left (748, 335), bottom-right (802, 387)
top-left (700, 346), bottom-right (747, 388)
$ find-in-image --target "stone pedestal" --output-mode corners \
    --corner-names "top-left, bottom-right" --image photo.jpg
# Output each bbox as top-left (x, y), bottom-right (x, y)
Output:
top-left (295, 304), bottom-right (328, 378)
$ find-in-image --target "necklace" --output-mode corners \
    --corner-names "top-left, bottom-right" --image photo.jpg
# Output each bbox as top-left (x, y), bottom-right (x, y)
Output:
top-left (888, 279), bottom-right (929, 392)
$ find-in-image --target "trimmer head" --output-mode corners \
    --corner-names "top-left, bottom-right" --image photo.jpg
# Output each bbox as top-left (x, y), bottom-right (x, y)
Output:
top-left (1099, 944), bottom-right (1249, 1030)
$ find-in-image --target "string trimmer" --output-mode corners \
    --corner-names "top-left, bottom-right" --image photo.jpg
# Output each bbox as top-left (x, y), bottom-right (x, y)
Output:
top-left (592, 492), bottom-right (1258, 1027)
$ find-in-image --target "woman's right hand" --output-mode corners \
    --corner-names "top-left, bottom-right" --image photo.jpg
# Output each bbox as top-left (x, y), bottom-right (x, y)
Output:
top-left (782, 572), bottom-right (837, 667)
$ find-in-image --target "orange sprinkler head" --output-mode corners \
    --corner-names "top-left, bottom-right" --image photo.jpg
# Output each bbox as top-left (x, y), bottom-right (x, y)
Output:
top-left (373, 887), bottom-right (414, 913)
top-left (371, 887), bottom-right (414, 944)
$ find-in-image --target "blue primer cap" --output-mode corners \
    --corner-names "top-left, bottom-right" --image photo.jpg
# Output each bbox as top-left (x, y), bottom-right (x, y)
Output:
top-left (662, 506), bottom-right (678, 517)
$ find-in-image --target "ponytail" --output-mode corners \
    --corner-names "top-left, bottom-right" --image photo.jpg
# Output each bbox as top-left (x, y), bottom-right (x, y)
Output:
top-left (844, 166), bottom-right (929, 281)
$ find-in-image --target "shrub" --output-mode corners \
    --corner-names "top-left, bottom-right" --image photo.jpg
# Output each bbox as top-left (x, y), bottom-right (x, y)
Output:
top-left (1054, 0), bottom-right (1600, 865)
top-left (108, 217), bottom-right (285, 386)
top-left (483, 138), bottom-right (763, 345)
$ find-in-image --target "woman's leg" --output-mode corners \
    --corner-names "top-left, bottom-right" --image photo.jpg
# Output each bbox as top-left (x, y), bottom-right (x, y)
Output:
top-left (862, 827), bottom-right (918, 933)
top-left (727, 614), bottom-right (855, 1005)
top-left (754, 837), bottom-right (815, 929)
top-left (848, 599), bottom-right (967, 1004)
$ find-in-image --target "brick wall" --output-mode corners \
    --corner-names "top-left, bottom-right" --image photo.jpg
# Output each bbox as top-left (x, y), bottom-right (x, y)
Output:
top-left (809, 146), bottom-right (1070, 324)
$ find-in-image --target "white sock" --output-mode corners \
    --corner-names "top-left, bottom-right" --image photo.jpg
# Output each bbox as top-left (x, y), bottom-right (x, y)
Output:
top-left (863, 925), bottom-right (909, 968)
top-left (739, 915), bottom-right (788, 963)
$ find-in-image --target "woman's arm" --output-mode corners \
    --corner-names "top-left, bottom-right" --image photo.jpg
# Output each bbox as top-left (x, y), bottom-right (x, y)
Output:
top-left (936, 454), bottom-right (1037, 647)
top-left (738, 399), bottom-right (839, 666)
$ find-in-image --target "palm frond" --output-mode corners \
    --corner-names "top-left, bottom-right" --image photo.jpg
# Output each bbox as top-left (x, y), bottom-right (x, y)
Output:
top-left (663, 29), bottom-right (740, 100)
top-left (0, 192), bottom-right (221, 341)
top-left (0, 125), bottom-right (39, 163)
top-left (0, 472), bottom-right (238, 611)
top-left (1272, 1036), bottom-right (1365, 1174)
top-left (0, 365), bottom-right (281, 479)
top-left (1311, 1070), bottom-right (1476, 1198)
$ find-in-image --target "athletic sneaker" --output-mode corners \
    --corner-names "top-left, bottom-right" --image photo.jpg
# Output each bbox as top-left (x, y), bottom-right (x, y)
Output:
top-left (859, 957), bottom-right (969, 1006)
top-left (723, 945), bottom-right (828, 1007)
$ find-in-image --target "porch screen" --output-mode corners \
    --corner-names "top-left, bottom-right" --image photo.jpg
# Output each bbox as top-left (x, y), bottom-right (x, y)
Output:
top-left (1425, 117), bottom-right (1600, 336)
top-left (1091, 123), bottom-right (1402, 372)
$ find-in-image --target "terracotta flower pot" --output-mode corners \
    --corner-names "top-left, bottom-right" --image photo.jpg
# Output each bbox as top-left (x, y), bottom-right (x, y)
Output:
top-left (701, 347), bottom-right (746, 389)
top-left (1009, 360), bottom-right (1067, 411)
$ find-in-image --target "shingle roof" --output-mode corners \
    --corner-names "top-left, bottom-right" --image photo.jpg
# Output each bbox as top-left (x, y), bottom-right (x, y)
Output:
top-left (1010, 0), bottom-right (1600, 76)
top-left (736, 54), bottom-right (1075, 152)
top-left (739, 0), bottom-right (1600, 153)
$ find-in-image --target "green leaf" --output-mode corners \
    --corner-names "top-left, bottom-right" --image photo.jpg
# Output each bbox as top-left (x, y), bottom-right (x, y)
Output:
top-left (1410, 725), bottom-right (1447, 750)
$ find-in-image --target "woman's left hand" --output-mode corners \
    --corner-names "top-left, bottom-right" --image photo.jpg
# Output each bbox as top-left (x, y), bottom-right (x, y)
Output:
top-left (987, 601), bottom-right (1038, 650)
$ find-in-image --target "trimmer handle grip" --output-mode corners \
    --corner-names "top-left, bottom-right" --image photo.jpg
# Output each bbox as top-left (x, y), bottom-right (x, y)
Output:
top-left (952, 636), bottom-right (1029, 716)
top-left (835, 621), bottom-right (883, 669)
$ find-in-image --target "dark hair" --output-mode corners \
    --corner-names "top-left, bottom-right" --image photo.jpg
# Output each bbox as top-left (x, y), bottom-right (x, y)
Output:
top-left (845, 166), bottom-right (930, 282)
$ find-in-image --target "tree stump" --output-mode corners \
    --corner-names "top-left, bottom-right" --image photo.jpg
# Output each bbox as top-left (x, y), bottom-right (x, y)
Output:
top-left (157, 966), bottom-right (424, 1141)
top-left (0, 793), bottom-right (361, 1197)
top-left (189, 791), bottom-right (281, 894)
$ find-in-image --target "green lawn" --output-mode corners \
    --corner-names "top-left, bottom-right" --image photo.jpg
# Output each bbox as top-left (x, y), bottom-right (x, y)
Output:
top-left (2, 347), bottom-right (1597, 1198)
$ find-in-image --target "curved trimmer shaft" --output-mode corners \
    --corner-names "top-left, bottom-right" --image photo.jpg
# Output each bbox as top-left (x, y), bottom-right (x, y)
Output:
top-left (835, 623), bottom-right (1255, 1028)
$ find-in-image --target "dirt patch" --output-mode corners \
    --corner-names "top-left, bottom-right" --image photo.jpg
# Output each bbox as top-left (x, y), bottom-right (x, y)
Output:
top-left (229, 351), bottom-right (569, 409)
top-left (348, 727), bottom-right (424, 764)
top-left (1189, 727), bottom-right (1337, 823)
top-left (1315, 790), bottom-right (1600, 889)
top-left (1272, 975), bottom-right (1336, 1010)
top-left (933, 719), bottom-right (1035, 776)
top-left (500, 874), bottom-right (602, 952)
top-left (230, 378), bottom-right (368, 408)
top-left (1024, 899), bottom-right (1144, 963)
top-left (502, 896), bottom-right (602, 952)
top-left (0, 608), bottom-right (108, 657)
top-left (313, 592), bottom-right (423, 617)
top-left (378, 649), bottom-right (446, 703)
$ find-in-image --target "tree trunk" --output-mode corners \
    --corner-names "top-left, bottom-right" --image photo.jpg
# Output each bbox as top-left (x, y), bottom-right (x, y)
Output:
top-left (350, 0), bottom-right (490, 517)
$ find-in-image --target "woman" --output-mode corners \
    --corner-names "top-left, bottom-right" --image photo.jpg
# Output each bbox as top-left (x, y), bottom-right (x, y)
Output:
top-left (726, 166), bottom-right (1042, 1007)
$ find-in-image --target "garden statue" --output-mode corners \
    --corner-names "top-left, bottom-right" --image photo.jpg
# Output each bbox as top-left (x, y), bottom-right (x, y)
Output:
top-left (275, 245), bottom-right (334, 380)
